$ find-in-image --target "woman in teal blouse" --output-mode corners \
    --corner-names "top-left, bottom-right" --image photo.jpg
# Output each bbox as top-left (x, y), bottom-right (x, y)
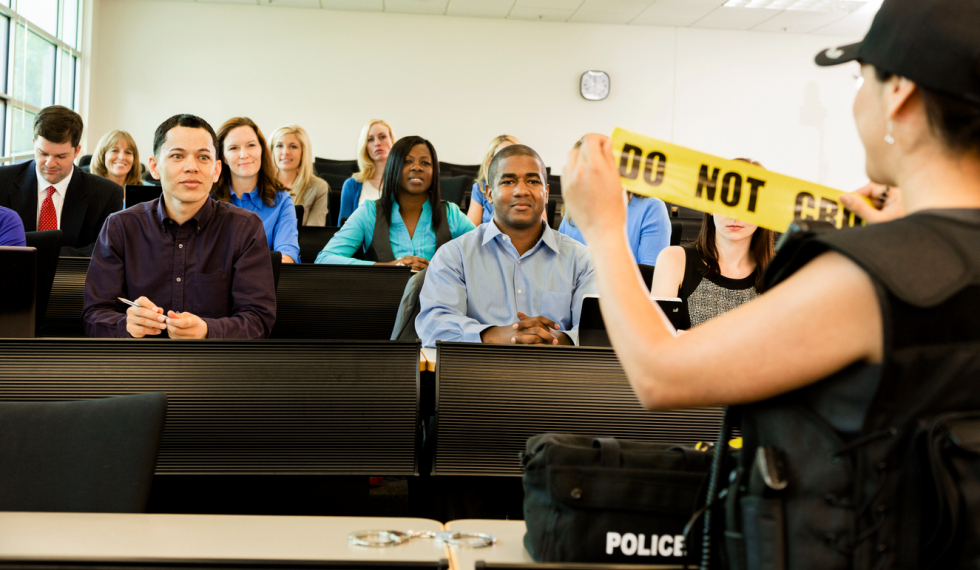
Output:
top-left (316, 136), bottom-right (475, 268)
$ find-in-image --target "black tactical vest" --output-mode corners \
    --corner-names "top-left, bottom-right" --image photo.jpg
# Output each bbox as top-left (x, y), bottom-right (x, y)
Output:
top-left (724, 210), bottom-right (980, 570)
top-left (365, 200), bottom-right (452, 263)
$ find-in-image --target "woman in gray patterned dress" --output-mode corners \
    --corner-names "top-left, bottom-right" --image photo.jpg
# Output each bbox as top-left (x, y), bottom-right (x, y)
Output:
top-left (650, 164), bottom-right (776, 328)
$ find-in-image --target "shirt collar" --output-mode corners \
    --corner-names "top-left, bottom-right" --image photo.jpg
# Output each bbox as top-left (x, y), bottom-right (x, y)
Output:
top-left (482, 219), bottom-right (559, 254)
top-left (154, 194), bottom-right (216, 231)
top-left (230, 186), bottom-right (260, 204)
top-left (36, 163), bottom-right (74, 196)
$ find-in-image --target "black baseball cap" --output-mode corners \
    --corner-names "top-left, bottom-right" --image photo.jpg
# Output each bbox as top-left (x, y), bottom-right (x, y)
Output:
top-left (814, 0), bottom-right (980, 107)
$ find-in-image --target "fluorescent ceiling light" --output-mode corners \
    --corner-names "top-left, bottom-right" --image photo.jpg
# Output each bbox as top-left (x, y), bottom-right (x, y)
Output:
top-left (723, 0), bottom-right (866, 12)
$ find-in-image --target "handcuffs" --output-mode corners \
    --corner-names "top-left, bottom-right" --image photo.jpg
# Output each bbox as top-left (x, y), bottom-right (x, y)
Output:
top-left (349, 530), bottom-right (496, 548)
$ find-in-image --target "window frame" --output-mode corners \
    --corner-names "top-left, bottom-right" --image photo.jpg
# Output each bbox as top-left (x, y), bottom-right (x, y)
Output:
top-left (0, 0), bottom-right (83, 163)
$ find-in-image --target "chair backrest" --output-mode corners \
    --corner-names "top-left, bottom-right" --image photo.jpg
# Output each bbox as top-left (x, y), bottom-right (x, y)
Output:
top-left (272, 264), bottom-right (413, 339)
top-left (547, 174), bottom-right (561, 196)
top-left (24, 230), bottom-right (62, 334)
top-left (439, 175), bottom-right (473, 208)
top-left (314, 158), bottom-right (358, 178)
top-left (78, 155), bottom-right (92, 168)
top-left (323, 178), bottom-right (346, 226)
top-left (294, 205), bottom-right (304, 226)
top-left (438, 162), bottom-right (480, 179)
top-left (0, 340), bottom-right (419, 476)
top-left (141, 170), bottom-right (161, 186)
top-left (270, 251), bottom-right (282, 289)
top-left (0, 392), bottom-right (166, 512)
top-left (432, 342), bottom-right (724, 476)
top-left (391, 268), bottom-right (427, 341)
top-left (41, 256), bottom-right (89, 337)
top-left (638, 263), bottom-right (655, 288)
top-left (546, 198), bottom-right (557, 228)
top-left (298, 225), bottom-right (339, 264)
top-left (125, 185), bottom-right (162, 208)
top-left (0, 246), bottom-right (36, 338)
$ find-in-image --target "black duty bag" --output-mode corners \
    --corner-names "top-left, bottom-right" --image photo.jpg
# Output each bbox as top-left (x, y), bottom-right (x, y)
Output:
top-left (522, 433), bottom-right (711, 565)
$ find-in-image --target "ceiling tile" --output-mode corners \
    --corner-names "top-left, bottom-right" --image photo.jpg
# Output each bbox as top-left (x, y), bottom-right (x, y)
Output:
top-left (507, 6), bottom-right (574, 20)
top-left (690, 6), bottom-right (782, 29)
top-left (570, 0), bottom-right (649, 20)
top-left (446, 0), bottom-right (515, 18)
top-left (319, 0), bottom-right (384, 10)
top-left (385, 0), bottom-right (447, 14)
top-left (751, 8), bottom-right (845, 32)
top-left (260, 0), bottom-right (322, 7)
top-left (810, 0), bottom-right (878, 36)
top-left (630, 0), bottom-right (724, 27)
top-left (514, 0), bottom-right (583, 10)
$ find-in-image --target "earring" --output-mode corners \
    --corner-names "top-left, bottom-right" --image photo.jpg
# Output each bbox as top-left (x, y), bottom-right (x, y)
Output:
top-left (884, 120), bottom-right (896, 145)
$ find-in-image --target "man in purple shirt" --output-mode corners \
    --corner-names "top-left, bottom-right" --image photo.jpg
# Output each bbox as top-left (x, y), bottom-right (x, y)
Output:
top-left (83, 114), bottom-right (276, 339)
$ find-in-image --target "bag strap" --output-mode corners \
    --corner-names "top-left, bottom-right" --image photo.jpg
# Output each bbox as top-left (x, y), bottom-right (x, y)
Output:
top-left (592, 437), bottom-right (621, 468)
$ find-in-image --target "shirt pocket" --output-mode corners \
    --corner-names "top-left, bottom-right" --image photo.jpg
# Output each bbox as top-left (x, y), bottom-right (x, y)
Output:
top-left (538, 291), bottom-right (573, 328)
top-left (187, 270), bottom-right (231, 318)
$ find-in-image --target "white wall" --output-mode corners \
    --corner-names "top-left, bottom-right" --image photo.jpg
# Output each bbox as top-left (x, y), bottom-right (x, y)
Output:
top-left (87, 0), bottom-right (866, 190)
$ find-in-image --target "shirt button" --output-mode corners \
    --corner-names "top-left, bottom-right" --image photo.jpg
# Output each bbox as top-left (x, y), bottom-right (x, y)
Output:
top-left (176, 277), bottom-right (182, 282)
top-left (517, 289), bottom-right (522, 294)
top-left (179, 244), bottom-right (184, 249)
top-left (517, 260), bottom-right (521, 264)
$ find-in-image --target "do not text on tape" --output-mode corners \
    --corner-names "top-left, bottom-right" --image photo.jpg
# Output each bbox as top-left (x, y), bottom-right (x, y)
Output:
top-left (611, 127), bottom-right (866, 233)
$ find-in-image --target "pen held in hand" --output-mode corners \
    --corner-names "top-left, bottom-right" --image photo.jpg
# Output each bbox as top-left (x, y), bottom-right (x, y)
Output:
top-left (118, 297), bottom-right (171, 323)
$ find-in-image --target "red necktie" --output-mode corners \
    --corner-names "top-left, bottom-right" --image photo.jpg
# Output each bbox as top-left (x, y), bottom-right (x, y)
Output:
top-left (38, 186), bottom-right (57, 231)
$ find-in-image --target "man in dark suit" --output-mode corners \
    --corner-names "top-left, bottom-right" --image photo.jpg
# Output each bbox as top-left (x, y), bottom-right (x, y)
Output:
top-left (0, 106), bottom-right (122, 256)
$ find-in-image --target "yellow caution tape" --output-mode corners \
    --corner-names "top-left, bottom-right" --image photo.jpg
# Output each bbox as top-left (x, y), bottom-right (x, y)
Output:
top-left (611, 127), bottom-right (868, 233)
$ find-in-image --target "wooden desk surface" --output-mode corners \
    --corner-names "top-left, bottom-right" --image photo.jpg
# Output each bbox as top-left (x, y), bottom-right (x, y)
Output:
top-left (444, 520), bottom-right (532, 570)
top-left (0, 512), bottom-right (447, 563)
top-left (421, 347), bottom-right (437, 372)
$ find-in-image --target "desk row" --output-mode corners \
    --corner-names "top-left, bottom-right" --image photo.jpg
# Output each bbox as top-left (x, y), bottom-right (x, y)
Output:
top-left (0, 339), bottom-right (722, 477)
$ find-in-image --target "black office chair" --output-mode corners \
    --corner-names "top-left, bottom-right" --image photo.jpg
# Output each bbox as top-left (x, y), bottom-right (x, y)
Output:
top-left (294, 205), bottom-right (304, 225)
top-left (24, 230), bottom-right (62, 335)
top-left (298, 226), bottom-right (339, 264)
top-left (78, 155), bottom-right (92, 172)
top-left (547, 198), bottom-right (557, 228)
top-left (638, 263), bottom-right (655, 289)
top-left (0, 392), bottom-right (166, 513)
top-left (325, 182), bottom-right (345, 226)
top-left (141, 170), bottom-right (161, 186)
top-left (439, 162), bottom-right (480, 179)
top-left (314, 159), bottom-right (358, 178)
top-left (670, 220), bottom-right (683, 246)
top-left (270, 251), bottom-right (282, 289)
top-left (547, 174), bottom-right (562, 196)
top-left (439, 175), bottom-right (473, 208)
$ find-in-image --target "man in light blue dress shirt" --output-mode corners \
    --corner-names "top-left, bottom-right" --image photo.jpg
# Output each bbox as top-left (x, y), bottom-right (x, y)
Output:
top-left (416, 145), bottom-right (595, 348)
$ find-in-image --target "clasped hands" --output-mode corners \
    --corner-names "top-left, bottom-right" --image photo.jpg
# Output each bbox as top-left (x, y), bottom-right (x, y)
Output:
top-left (481, 312), bottom-right (572, 346)
top-left (125, 296), bottom-right (208, 339)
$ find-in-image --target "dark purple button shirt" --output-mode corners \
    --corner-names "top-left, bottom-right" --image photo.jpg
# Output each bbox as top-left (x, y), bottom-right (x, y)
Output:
top-left (83, 196), bottom-right (276, 339)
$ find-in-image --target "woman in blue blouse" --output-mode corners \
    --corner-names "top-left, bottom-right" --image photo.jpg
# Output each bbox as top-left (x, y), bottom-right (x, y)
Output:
top-left (213, 117), bottom-right (300, 263)
top-left (465, 134), bottom-right (520, 225)
top-left (337, 119), bottom-right (394, 223)
top-left (558, 192), bottom-right (670, 266)
top-left (316, 136), bottom-right (475, 268)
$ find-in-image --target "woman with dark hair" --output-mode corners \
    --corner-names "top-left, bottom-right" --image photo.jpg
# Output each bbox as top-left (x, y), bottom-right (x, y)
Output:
top-left (650, 159), bottom-right (775, 327)
top-left (562, 0), bottom-right (980, 564)
top-left (315, 136), bottom-right (475, 267)
top-left (214, 117), bottom-right (300, 263)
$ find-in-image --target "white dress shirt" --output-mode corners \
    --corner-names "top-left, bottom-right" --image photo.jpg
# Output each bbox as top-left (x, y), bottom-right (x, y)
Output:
top-left (36, 164), bottom-right (74, 228)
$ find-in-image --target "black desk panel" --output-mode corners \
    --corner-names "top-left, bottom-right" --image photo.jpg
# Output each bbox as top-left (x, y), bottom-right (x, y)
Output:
top-left (0, 339), bottom-right (420, 475)
top-left (432, 342), bottom-right (723, 476)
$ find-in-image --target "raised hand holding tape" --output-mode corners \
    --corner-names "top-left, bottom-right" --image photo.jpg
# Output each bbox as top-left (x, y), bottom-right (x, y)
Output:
top-left (611, 127), bottom-right (870, 233)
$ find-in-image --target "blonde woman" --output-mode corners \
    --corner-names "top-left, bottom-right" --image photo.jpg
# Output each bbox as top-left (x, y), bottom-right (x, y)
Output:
top-left (91, 130), bottom-right (142, 187)
top-left (271, 125), bottom-right (329, 227)
top-left (465, 134), bottom-right (520, 225)
top-left (338, 119), bottom-right (394, 222)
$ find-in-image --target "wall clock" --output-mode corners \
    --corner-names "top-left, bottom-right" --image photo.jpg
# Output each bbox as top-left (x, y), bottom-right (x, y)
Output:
top-left (580, 70), bottom-right (610, 101)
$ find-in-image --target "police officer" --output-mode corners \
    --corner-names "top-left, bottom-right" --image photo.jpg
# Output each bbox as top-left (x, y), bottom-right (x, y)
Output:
top-left (562, 0), bottom-right (980, 566)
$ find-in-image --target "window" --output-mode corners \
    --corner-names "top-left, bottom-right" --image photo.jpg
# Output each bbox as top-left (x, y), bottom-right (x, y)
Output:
top-left (0, 0), bottom-right (83, 162)
top-left (16, 0), bottom-right (57, 37)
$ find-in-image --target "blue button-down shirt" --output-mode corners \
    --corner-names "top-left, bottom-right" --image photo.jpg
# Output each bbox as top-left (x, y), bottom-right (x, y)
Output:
top-left (315, 199), bottom-right (475, 265)
top-left (229, 188), bottom-right (300, 262)
top-left (559, 195), bottom-right (670, 266)
top-left (416, 220), bottom-right (596, 347)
